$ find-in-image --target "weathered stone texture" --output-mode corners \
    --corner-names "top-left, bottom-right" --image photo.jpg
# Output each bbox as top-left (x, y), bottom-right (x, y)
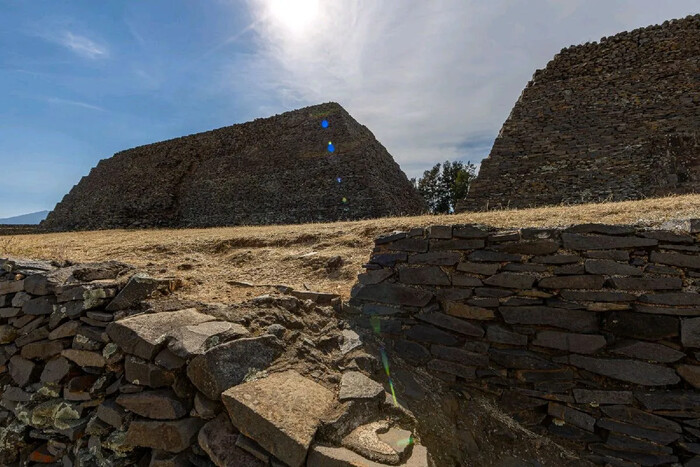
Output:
top-left (42, 103), bottom-right (425, 230)
top-left (356, 219), bottom-right (700, 465)
top-left (222, 370), bottom-right (336, 467)
top-left (459, 15), bottom-right (700, 211)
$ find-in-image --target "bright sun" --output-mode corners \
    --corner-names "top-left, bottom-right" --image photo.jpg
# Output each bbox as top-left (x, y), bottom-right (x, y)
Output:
top-left (267, 0), bottom-right (320, 34)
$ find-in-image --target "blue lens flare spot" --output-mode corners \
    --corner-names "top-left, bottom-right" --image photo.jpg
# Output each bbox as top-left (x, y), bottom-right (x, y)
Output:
top-left (328, 142), bottom-right (335, 153)
top-left (336, 177), bottom-right (342, 183)
top-left (321, 119), bottom-right (329, 128)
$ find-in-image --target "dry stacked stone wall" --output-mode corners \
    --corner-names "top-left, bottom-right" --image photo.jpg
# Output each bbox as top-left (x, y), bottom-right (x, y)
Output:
top-left (460, 14), bottom-right (700, 211)
top-left (42, 102), bottom-right (426, 231)
top-left (350, 220), bottom-right (700, 466)
top-left (0, 258), bottom-right (429, 466)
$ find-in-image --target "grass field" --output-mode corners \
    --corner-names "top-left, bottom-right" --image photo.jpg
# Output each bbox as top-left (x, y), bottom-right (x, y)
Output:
top-left (2, 194), bottom-right (699, 303)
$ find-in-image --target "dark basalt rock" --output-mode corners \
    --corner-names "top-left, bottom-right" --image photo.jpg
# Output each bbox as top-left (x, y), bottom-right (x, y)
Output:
top-left (42, 103), bottom-right (426, 231)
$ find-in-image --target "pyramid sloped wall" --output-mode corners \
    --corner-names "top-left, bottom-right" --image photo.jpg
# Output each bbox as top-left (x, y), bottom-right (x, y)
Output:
top-left (459, 14), bottom-right (700, 212)
top-left (43, 103), bottom-right (426, 230)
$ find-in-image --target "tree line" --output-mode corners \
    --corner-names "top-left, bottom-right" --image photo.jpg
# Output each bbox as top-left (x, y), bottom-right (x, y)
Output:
top-left (411, 160), bottom-right (476, 214)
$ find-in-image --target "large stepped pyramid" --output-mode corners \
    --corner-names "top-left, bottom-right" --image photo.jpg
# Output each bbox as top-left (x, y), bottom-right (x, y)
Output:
top-left (43, 102), bottom-right (426, 231)
top-left (459, 14), bottom-right (700, 212)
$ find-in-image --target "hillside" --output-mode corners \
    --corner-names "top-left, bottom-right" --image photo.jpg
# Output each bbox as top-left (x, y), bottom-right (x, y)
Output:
top-left (2, 194), bottom-right (699, 304)
top-left (0, 210), bottom-right (48, 225)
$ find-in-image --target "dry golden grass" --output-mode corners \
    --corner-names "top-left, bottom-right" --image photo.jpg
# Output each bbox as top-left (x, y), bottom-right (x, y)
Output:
top-left (2, 194), bottom-right (699, 303)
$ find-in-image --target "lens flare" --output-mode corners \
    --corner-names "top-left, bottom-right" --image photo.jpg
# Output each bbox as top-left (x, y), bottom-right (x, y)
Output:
top-left (336, 177), bottom-right (342, 183)
top-left (328, 142), bottom-right (335, 153)
top-left (342, 197), bottom-right (347, 203)
top-left (321, 119), bottom-right (329, 128)
top-left (380, 347), bottom-right (398, 406)
top-left (397, 436), bottom-right (415, 448)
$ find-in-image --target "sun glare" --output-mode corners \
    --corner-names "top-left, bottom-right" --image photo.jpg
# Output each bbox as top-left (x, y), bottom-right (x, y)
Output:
top-left (267, 0), bottom-right (320, 34)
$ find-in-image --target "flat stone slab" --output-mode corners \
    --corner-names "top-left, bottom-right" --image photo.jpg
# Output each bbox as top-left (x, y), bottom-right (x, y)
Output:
top-left (610, 341), bottom-right (686, 363)
top-left (106, 308), bottom-right (216, 360)
top-left (106, 273), bottom-right (174, 311)
top-left (342, 421), bottom-right (409, 464)
top-left (353, 284), bottom-right (433, 307)
top-left (187, 335), bottom-right (283, 400)
top-left (125, 418), bottom-right (205, 453)
top-left (222, 370), bottom-right (336, 467)
top-left (116, 389), bottom-right (187, 419)
top-left (566, 354), bottom-right (680, 386)
top-left (168, 321), bottom-right (249, 358)
top-left (338, 371), bottom-right (384, 402)
top-left (532, 331), bottom-right (606, 354)
top-left (308, 444), bottom-right (429, 467)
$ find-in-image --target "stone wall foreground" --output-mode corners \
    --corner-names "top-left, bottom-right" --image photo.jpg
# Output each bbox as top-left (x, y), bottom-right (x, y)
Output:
top-left (350, 219), bottom-right (700, 466)
top-left (0, 258), bottom-right (429, 466)
top-left (42, 102), bottom-right (426, 231)
top-left (460, 14), bottom-right (700, 211)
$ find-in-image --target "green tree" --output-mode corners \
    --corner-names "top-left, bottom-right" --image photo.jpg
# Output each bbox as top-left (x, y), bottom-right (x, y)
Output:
top-left (414, 160), bottom-right (476, 213)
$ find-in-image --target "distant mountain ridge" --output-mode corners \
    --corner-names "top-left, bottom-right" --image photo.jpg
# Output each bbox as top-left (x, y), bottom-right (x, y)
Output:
top-left (0, 210), bottom-right (49, 225)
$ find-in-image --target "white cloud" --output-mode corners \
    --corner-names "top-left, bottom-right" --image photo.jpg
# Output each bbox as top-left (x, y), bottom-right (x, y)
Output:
top-left (46, 97), bottom-right (105, 112)
top-left (57, 31), bottom-right (108, 59)
top-left (33, 25), bottom-right (109, 60)
top-left (226, 0), bottom-right (698, 178)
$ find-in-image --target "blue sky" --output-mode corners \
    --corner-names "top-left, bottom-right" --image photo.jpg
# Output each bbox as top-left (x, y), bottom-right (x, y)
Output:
top-left (0, 0), bottom-right (697, 218)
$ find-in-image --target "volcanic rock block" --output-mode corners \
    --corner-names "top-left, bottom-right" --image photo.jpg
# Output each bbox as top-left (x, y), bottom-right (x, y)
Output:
top-left (187, 335), bottom-right (283, 400)
top-left (398, 266), bottom-right (450, 286)
top-left (222, 370), bottom-right (336, 467)
top-left (308, 444), bottom-right (429, 467)
top-left (22, 296), bottom-right (56, 315)
top-left (532, 331), bottom-right (606, 354)
top-left (0, 279), bottom-right (24, 294)
top-left (353, 284), bottom-right (433, 307)
top-left (338, 372), bottom-right (384, 402)
top-left (416, 312), bottom-right (484, 337)
top-left (538, 275), bottom-right (605, 290)
top-left (42, 103), bottom-right (425, 230)
top-left (167, 321), bottom-right (249, 359)
top-left (499, 306), bottom-right (598, 332)
top-left (610, 341), bottom-right (685, 363)
top-left (486, 325), bottom-right (528, 346)
top-left (677, 365), bottom-right (700, 388)
top-left (106, 274), bottom-right (174, 311)
top-left (198, 413), bottom-right (263, 467)
top-left (61, 349), bottom-right (105, 368)
top-left (125, 418), bottom-right (205, 453)
top-left (341, 421), bottom-right (406, 464)
top-left (40, 357), bottom-right (71, 383)
top-left (106, 308), bottom-right (215, 360)
top-left (565, 354), bottom-right (680, 386)
top-left (116, 390), bottom-right (187, 419)
top-left (572, 390), bottom-right (633, 405)
top-left (125, 356), bottom-right (175, 388)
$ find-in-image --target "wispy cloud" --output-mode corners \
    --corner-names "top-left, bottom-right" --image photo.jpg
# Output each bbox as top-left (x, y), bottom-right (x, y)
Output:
top-left (57, 31), bottom-right (108, 59)
top-left (46, 96), bottom-right (106, 112)
top-left (33, 25), bottom-right (109, 59)
top-left (228, 0), bottom-right (699, 178)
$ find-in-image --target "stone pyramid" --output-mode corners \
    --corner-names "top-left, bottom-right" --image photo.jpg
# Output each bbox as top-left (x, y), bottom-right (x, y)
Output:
top-left (43, 102), bottom-right (426, 230)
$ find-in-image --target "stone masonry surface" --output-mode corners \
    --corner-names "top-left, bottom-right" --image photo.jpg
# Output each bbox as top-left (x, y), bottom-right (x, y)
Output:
top-left (460, 14), bottom-right (700, 211)
top-left (351, 219), bottom-right (700, 466)
top-left (42, 102), bottom-right (426, 231)
top-left (0, 257), bottom-right (429, 466)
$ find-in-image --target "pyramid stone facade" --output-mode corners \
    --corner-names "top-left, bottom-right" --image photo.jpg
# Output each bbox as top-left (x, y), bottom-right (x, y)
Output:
top-left (43, 103), bottom-right (426, 230)
top-left (459, 14), bottom-right (700, 212)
